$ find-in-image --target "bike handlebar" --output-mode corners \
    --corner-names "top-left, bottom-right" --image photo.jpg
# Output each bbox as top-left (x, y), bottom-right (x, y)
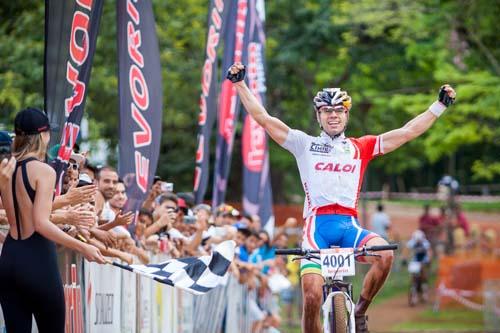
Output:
top-left (274, 248), bottom-right (306, 256)
top-left (275, 244), bottom-right (398, 256)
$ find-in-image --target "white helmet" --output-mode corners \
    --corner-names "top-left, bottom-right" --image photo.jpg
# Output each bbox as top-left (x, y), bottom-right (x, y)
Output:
top-left (313, 88), bottom-right (352, 112)
top-left (411, 230), bottom-right (425, 242)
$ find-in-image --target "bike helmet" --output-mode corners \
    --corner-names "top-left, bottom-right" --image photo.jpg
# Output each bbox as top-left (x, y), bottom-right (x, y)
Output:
top-left (411, 230), bottom-right (425, 242)
top-left (313, 88), bottom-right (352, 112)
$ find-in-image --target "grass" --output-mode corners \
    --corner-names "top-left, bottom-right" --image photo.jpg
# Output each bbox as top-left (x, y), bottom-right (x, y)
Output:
top-left (393, 308), bottom-right (485, 332)
top-left (380, 198), bottom-right (500, 213)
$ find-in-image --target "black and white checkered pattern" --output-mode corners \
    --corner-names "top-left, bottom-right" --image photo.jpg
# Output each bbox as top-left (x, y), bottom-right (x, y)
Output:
top-left (113, 240), bottom-right (236, 295)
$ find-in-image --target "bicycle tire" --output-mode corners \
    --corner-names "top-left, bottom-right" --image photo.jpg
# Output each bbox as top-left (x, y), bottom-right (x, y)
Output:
top-left (408, 282), bottom-right (418, 307)
top-left (331, 293), bottom-right (349, 333)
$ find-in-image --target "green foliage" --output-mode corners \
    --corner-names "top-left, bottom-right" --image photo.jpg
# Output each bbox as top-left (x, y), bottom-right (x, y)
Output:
top-left (0, 0), bottom-right (498, 199)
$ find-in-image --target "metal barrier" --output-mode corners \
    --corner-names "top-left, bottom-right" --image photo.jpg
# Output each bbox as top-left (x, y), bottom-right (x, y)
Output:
top-left (0, 249), bottom-right (252, 333)
top-left (483, 280), bottom-right (500, 333)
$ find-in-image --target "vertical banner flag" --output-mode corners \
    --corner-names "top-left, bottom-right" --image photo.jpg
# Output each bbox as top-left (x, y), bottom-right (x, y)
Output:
top-left (44, 0), bottom-right (104, 194)
top-left (194, 0), bottom-right (231, 204)
top-left (117, 0), bottom-right (163, 213)
top-left (212, 0), bottom-right (250, 208)
top-left (242, 0), bottom-right (274, 233)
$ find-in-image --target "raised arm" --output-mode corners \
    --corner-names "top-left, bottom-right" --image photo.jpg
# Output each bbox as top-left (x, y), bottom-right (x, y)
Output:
top-left (228, 62), bottom-right (290, 145)
top-left (382, 85), bottom-right (456, 154)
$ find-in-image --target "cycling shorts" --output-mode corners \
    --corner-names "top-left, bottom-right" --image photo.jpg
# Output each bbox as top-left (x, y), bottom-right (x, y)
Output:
top-left (300, 213), bottom-right (379, 276)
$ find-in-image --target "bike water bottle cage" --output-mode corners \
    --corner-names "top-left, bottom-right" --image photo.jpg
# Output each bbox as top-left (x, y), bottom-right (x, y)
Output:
top-left (226, 65), bottom-right (246, 83)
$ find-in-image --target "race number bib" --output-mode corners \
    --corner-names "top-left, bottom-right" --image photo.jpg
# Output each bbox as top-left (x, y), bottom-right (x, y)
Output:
top-left (320, 248), bottom-right (355, 278)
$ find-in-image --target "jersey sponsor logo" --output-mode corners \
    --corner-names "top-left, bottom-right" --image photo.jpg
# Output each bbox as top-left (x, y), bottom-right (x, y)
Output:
top-left (341, 140), bottom-right (351, 154)
top-left (309, 142), bottom-right (332, 154)
top-left (314, 162), bottom-right (357, 173)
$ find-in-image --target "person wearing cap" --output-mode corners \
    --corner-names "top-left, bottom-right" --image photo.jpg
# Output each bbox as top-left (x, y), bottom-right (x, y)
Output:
top-left (0, 107), bottom-right (106, 332)
top-left (50, 147), bottom-right (97, 211)
top-left (0, 131), bottom-right (15, 202)
top-left (141, 176), bottom-right (162, 211)
top-left (0, 131), bottom-right (15, 243)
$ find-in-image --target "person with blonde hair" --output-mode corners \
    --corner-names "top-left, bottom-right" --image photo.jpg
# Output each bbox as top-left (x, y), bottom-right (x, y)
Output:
top-left (0, 108), bottom-right (106, 332)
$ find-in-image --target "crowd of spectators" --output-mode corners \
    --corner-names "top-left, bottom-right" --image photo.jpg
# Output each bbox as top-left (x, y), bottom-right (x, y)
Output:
top-left (417, 203), bottom-right (497, 258)
top-left (0, 131), bottom-right (301, 332)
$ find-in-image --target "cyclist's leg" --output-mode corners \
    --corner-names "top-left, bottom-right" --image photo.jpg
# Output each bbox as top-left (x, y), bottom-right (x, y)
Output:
top-left (300, 214), bottom-right (328, 333)
top-left (354, 234), bottom-right (394, 314)
top-left (340, 217), bottom-right (393, 331)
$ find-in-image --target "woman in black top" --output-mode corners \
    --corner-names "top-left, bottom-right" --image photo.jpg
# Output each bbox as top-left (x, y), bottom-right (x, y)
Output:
top-left (0, 108), bottom-right (106, 332)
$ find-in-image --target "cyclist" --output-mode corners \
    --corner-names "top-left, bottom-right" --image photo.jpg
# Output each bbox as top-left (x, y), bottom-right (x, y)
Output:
top-left (227, 62), bottom-right (456, 333)
top-left (406, 230), bottom-right (432, 301)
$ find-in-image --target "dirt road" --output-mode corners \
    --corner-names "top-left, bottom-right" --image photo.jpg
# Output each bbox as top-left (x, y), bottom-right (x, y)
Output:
top-left (367, 292), bottom-right (426, 332)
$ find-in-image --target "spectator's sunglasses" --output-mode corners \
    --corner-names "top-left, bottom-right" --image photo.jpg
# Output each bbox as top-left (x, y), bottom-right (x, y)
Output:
top-left (69, 162), bottom-right (78, 170)
top-left (166, 206), bottom-right (179, 213)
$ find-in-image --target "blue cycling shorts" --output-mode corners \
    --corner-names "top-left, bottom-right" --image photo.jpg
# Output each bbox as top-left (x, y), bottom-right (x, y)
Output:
top-left (300, 214), bottom-right (379, 276)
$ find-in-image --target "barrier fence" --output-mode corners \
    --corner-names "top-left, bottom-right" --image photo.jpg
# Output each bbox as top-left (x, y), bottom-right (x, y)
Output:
top-left (0, 249), bottom-right (252, 333)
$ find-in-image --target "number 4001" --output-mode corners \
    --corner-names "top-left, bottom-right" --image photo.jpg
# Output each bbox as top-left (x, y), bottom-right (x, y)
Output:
top-left (322, 254), bottom-right (352, 268)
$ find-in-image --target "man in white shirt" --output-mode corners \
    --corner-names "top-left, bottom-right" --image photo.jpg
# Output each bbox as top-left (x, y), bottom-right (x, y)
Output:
top-left (370, 203), bottom-right (391, 240)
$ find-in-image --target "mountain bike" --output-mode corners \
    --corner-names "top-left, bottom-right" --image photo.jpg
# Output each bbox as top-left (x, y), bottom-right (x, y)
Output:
top-left (407, 260), bottom-right (428, 306)
top-left (276, 243), bottom-right (398, 333)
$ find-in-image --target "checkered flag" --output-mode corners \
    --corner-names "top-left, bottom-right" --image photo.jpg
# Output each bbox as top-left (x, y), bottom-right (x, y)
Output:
top-left (113, 240), bottom-right (236, 295)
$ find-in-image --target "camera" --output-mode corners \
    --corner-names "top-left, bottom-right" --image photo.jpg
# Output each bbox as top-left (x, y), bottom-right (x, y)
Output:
top-left (183, 215), bottom-right (197, 224)
top-left (161, 182), bottom-right (174, 193)
top-left (0, 144), bottom-right (11, 161)
top-left (0, 131), bottom-right (12, 161)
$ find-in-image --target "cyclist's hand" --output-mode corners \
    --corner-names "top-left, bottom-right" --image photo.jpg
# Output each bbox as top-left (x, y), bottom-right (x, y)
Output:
top-left (438, 84), bottom-right (456, 107)
top-left (227, 62), bottom-right (246, 83)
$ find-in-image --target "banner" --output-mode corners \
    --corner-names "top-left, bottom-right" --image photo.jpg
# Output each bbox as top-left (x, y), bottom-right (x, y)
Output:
top-left (194, 0), bottom-right (231, 204)
top-left (212, 0), bottom-right (251, 208)
top-left (117, 0), bottom-right (163, 213)
top-left (84, 261), bottom-right (122, 333)
top-left (241, 0), bottom-right (274, 233)
top-left (44, 0), bottom-right (104, 194)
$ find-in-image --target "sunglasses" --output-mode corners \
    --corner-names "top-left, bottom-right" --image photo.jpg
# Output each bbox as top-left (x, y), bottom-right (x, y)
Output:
top-left (69, 162), bottom-right (79, 170)
top-left (166, 206), bottom-right (179, 212)
top-left (319, 106), bottom-right (347, 114)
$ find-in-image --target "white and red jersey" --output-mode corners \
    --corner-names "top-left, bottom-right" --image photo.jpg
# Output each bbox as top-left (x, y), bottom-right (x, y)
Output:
top-left (281, 130), bottom-right (384, 218)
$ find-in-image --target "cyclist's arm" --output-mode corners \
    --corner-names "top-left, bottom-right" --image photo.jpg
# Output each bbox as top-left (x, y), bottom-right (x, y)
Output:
top-left (381, 84), bottom-right (456, 154)
top-left (381, 110), bottom-right (437, 154)
top-left (234, 80), bottom-right (290, 145)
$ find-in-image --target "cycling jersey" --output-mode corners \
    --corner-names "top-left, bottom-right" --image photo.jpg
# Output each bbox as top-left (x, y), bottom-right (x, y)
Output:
top-left (281, 129), bottom-right (384, 218)
top-left (407, 238), bottom-right (431, 263)
top-left (281, 129), bottom-right (384, 276)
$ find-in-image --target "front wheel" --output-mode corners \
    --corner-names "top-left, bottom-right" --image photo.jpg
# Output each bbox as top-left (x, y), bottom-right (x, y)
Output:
top-left (329, 293), bottom-right (349, 333)
top-left (408, 276), bottom-right (419, 307)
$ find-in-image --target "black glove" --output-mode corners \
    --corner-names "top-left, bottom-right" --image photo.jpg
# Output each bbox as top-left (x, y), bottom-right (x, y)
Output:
top-left (438, 85), bottom-right (455, 107)
top-left (226, 65), bottom-right (246, 83)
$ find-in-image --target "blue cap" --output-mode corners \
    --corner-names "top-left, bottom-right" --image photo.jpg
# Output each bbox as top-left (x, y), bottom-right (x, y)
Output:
top-left (0, 131), bottom-right (12, 144)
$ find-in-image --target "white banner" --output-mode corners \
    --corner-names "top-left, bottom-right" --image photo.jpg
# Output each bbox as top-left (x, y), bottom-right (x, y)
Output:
top-left (84, 260), bottom-right (122, 333)
top-left (138, 276), bottom-right (152, 333)
top-left (160, 284), bottom-right (178, 333)
top-left (120, 270), bottom-right (137, 333)
top-left (178, 290), bottom-right (194, 333)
